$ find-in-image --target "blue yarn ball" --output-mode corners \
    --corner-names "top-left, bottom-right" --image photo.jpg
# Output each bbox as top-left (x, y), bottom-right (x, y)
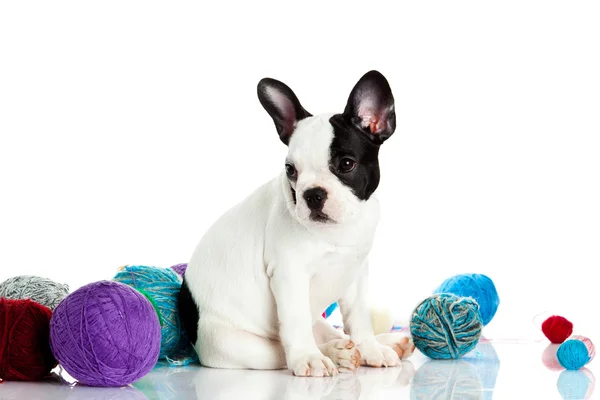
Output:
top-left (410, 293), bottom-right (483, 360)
top-left (557, 339), bottom-right (593, 371)
top-left (113, 265), bottom-right (186, 361)
top-left (434, 273), bottom-right (499, 326)
top-left (324, 302), bottom-right (338, 318)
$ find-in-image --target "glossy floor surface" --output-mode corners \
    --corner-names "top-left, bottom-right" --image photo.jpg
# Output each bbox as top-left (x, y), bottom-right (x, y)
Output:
top-left (0, 338), bottom-right (596, 400)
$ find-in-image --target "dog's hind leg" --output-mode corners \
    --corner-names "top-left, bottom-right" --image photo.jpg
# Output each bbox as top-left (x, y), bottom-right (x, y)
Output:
top-left (195, 316), bottom-right (287, 370)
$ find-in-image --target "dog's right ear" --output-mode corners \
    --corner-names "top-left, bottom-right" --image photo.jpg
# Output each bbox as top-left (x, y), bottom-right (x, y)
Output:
top-left (257, 78), bottom-right (311, 145)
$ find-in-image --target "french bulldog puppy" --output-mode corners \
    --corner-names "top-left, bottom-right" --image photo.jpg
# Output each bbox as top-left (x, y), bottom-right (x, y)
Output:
top-left (179, 70), bottom-right (414, 377)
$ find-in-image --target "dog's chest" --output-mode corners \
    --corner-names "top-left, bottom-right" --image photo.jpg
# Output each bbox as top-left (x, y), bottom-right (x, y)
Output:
top-left (308, 244), bottom-right (369, 313)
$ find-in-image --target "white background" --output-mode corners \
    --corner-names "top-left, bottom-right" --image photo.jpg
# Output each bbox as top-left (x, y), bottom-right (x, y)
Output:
top-left (1, 1), bottom-right (599, 340)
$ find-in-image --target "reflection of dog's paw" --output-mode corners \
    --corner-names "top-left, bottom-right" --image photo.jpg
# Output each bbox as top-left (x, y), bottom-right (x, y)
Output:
top-left (358, 340), bottom-right (400, 368)
top-left (319, 338), bottom-right (361, 373)
top-left (291, 353), bottom-right (338, 377)
top-left (376, 332), bottom-right (416, 359)
top-left (287, 375), bottom-right (339, 398)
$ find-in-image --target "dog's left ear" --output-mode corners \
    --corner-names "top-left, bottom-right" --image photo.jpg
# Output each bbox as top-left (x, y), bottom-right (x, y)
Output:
top-left (257, 78), bottom-right (312, 145)
top-left (344, 70), bottom-right (396, 144)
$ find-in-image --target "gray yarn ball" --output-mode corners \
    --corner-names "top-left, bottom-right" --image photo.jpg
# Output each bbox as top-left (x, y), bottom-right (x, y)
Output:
top-left (0, 275), bottom-right (69, 310)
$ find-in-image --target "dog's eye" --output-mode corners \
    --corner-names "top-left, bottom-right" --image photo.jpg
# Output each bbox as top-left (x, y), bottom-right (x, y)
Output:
top-left (285, 163), bottom-right (297, 179)
top-left (338, 158), bottom-right (357, 173)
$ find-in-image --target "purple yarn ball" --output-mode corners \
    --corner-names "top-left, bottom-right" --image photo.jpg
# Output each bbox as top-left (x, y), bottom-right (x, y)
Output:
top-left (50, 281), bottom-right (161, 387)
top-left (169, 263), bottom-right (187, 277)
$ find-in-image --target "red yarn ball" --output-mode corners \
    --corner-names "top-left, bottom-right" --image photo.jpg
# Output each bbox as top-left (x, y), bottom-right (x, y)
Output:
top-left (0, 298), bottom-right (57, 381)
top-left (542, 315), bottom-right (574, 344)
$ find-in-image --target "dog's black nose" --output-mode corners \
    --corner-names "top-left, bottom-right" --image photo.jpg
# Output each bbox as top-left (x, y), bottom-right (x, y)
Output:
top-left (303, 187), bottom-right (327, 210)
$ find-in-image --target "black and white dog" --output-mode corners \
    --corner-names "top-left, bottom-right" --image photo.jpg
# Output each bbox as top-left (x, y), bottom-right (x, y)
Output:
top-left (179, 71), bottom-right (414, 377)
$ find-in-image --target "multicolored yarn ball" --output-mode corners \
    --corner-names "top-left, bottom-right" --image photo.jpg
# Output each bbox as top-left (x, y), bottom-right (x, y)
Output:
top-left (113, 265), bottom-right (198, 366)
top-left (169, 263), bottom-right (188, 277)
top-left (0, 298), bottom-right (57, 381)
top-left (542, 315), bottom-right (574, 344)
top-left (50, 280), bottom-right (161, 387)
top-left (434, 273), bottom-right (499, 326)
top-left (113, 266), bottom-right (184, 358)
top-left (557, 335), bottom-right (595, 371)
top-left (0, 275), bottom-right (69, 311)
top-left (557, 369), bottom-right (596, 400)
top-left (410, 293), bottom-right (483, 360)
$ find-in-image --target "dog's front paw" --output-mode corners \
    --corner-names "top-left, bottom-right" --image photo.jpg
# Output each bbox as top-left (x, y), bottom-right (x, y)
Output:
top-left (357, 340), bottom-right (400, 368)
top-left (289, 352), bottom-right (338, 377)
top-left (376, 332), bottom-right (416, 360)
top-left (319, 338), bottom-right (361, 373)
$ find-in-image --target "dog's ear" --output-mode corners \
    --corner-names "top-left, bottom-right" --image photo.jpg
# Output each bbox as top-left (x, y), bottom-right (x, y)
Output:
top-left (257, 78), bottom-right (312, 145)
top-left (344, 70), bottom-right (396, 144)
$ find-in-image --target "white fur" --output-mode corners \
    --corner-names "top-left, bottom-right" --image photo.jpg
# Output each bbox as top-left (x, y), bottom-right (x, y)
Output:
top-left (186, 114), bottom-right (413, 376)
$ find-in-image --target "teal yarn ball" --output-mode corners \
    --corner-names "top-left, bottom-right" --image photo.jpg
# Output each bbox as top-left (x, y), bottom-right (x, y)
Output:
top-left (557, 336), bottom-right (595, 371)
top-left (410, 293), bottom-right (483, 360)
top-left (434, 273), bottom-right (499, 326)
top-left (113, 265), bottom-right (185, 361)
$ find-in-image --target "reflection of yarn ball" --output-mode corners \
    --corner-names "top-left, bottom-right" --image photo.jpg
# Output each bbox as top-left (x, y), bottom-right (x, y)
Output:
top-left (410, 360), bottom-right (482, 400)
top-left (65, 384), bottom-right (149, 400)
top-left (462, 340), bottom-right (500, 400)
top-left (542, 344), bottom-right (563, 371)
top-left (542, 315), bottom-right (574, 344)
top-left (411, 293), bottom-right (483, 359)
top-left (434, 273), bottom-right (499, 326)
top-left (557, 336), bottom-right (595, 371)
top-left (0, 298), bottom-right (57, 381)
top-left (0, 275), bottom-right (69, 311)
top-left (113, 265), bottom-right (185, 360)
top-left (557, 369), bottom-right (596, 400)
top-left (50, 281), bottom-right (161, 387)
top-left (169, 263), bottom-right (187, 277)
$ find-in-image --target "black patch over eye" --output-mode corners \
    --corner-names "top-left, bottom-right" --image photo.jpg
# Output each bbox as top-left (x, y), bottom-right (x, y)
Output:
top-left (338, 157), bottom-right (357, 173)
top-left (285, 163), bottom-right (297, 179)
top-left (329, 114), bottom-right (381, 201)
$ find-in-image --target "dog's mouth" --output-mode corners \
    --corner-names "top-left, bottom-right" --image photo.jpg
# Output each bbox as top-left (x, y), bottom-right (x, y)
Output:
top-left (310, 210), bottom-right (333, 223)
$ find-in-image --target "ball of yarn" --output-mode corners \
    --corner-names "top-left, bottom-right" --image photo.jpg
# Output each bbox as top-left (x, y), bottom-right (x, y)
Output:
top-left (0, 275), bottom-right (69, 311)
top-left (370, 306), bottom-right (393, 335)
top-left (169, 263), bottom-right (188, 277)
top-left (322, 302), bottom-right (338, 318)
top-left (50, 280), bottom-right (161, 387)
top-left (0, 298), bottom-right (57, 381)
top-left (113, 265), bottom-right (185, 360)
top-left (557, 335), bottom-right (595, 371)
top-left (557, 369), bottom-right (596, 400)
top-left (542, 315), bottom-right (574, 344)
top-left (434, 273), bottom-right (499, 326)
top-left (410, 293), bottom-right (483, 359)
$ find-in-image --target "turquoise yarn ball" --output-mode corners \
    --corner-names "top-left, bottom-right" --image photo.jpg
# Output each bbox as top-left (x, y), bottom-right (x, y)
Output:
top-left (113, 265), bottom-right (185, 361)
top-left (557, 338), bottom-right (594, 370)
top-left (434, 273), bottom-right (499, 326)
top-left (410, 293), bottom-right (483, 360)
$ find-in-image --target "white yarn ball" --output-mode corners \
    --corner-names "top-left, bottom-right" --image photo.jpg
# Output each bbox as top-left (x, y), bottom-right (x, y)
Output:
top-left (371, 306), bottom-right (393, 335)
